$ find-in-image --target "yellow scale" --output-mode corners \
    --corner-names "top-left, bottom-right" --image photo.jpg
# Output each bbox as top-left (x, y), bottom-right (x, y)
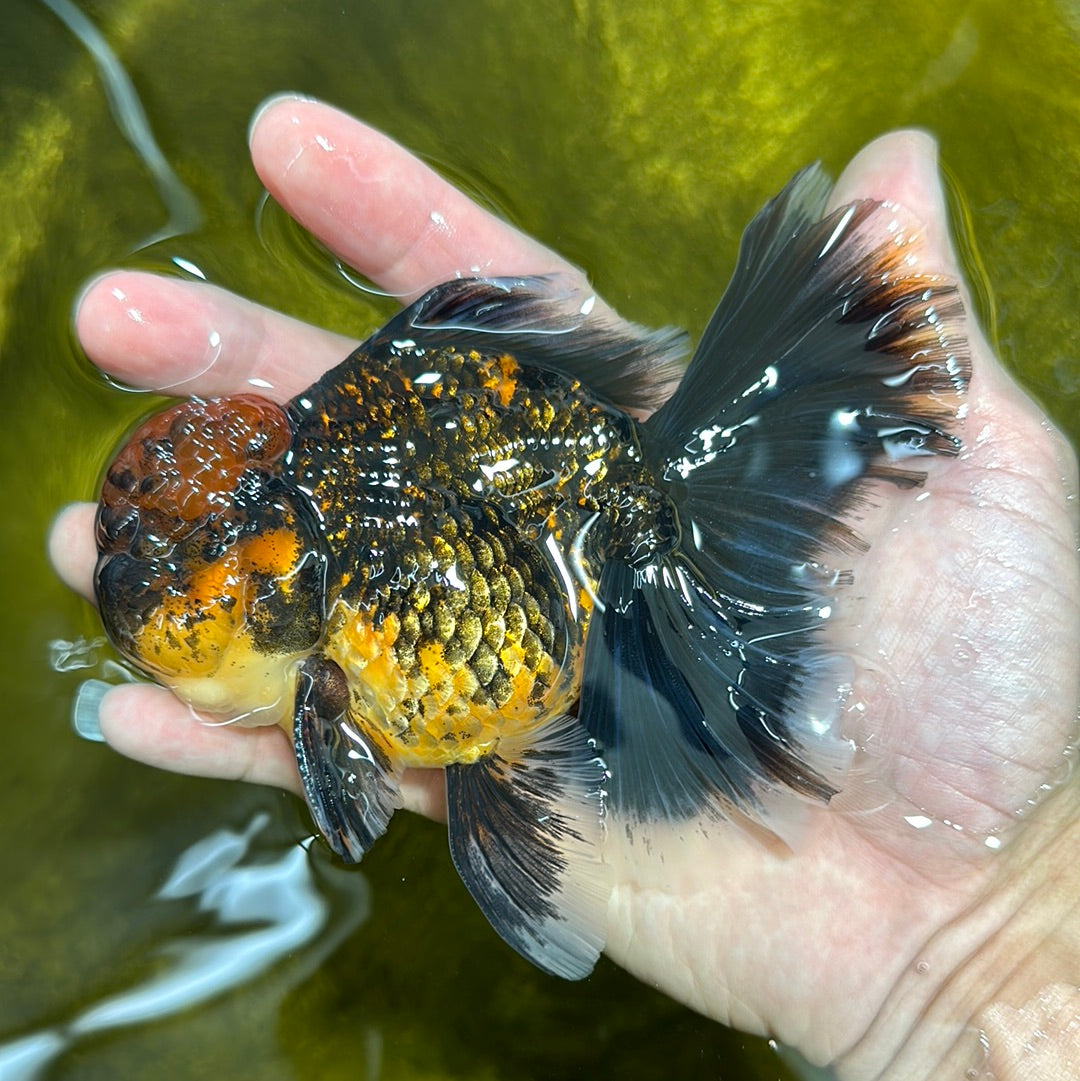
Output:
top-left (325, 603), bottom-right (556, 767)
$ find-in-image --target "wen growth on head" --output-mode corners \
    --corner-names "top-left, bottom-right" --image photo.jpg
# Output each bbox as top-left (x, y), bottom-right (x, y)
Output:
top-left (94, 164), bottom-right (969, 978)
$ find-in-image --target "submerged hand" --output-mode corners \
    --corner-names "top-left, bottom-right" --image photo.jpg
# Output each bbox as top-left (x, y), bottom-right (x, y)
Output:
top-left (49, 97), bottom-right (1080, 1079)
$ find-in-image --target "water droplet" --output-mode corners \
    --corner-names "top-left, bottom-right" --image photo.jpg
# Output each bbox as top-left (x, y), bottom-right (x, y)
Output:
top-left (171, 256), bottom-right (206, 280)
top-left (950, 636), bottom-right (979, 672)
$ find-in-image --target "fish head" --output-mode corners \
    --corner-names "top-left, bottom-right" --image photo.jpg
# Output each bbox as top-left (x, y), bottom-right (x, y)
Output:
top-left (94, 395), bottom-right (328, 725)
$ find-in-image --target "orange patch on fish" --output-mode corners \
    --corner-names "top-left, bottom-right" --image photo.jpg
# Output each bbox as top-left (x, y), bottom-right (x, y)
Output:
top-left (133, 527), bottom-right (303, 679)
top-left (480, 352), bottom-right (521, 408)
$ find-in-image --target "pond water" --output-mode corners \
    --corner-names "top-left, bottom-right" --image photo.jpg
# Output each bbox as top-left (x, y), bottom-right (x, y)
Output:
top-left (1, 1), bottom-right (1078, 1078)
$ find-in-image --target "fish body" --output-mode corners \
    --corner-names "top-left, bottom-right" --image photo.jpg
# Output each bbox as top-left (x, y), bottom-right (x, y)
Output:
top-left (94, 166), bottom-right (970, 978)
top-left (286, 340), bottom-right (631, 767)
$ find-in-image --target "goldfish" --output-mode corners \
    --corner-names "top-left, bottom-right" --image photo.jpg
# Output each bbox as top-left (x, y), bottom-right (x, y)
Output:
top-left (94, 163), bottom-right (969, 978)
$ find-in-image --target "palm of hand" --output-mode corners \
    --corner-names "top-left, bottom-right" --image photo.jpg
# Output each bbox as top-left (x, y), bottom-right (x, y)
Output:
top-left (50, 99), bottom-right (1079, 1073)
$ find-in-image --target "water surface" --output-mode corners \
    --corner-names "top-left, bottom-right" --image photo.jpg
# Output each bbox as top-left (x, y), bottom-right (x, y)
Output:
top-left (1, 1), bottom-right (1078, 1078)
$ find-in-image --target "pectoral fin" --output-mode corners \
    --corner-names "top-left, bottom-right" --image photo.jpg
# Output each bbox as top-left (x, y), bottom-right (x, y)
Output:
top-left (445, 713), bottom-right (610, 979)
top-left (292, 654), bottom-right (402, 863)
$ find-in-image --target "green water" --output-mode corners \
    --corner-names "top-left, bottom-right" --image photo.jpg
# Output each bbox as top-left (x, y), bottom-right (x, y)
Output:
top-left (1, 0), bottom-right (1078, 1078)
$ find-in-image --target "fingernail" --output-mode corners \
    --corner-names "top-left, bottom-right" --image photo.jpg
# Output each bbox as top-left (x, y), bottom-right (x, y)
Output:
top-left (247, 91), bottom-right (321, 147)
top-left (72, 679), bottom-right (110, 742)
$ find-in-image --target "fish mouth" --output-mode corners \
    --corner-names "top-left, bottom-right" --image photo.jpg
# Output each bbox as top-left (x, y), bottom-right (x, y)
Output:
top-left (94, 395), bottom-right (329, 717)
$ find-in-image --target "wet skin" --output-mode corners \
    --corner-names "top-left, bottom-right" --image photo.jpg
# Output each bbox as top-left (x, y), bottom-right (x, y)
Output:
top-left (50, 98), bottom-right (1080, 1078)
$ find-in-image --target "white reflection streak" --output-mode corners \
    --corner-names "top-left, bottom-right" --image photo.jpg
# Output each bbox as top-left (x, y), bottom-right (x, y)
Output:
top-left (37, 0), bottom-right (202, 248)
top-left (73, 818), bottom-right (324, 1032)
top-left (74, 851), bottom-right (320, 1029)
top-left (0, 813), bottom-right (368, 1080)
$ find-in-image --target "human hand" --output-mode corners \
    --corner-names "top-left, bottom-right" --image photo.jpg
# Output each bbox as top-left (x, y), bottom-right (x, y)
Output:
top-left (49, 96), bottom-right (1080, 1079)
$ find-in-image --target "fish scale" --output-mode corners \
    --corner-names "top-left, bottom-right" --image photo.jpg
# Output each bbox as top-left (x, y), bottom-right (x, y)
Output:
top-left (287, 345), bottom-right (634, 548)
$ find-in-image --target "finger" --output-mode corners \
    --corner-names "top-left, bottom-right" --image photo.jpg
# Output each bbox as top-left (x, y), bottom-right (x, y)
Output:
top-left (826, 129), bottom-right (959, 279)
top-left (49, 502), bottom-right (97, 601)
top-left (248, 95), bottom-right (580, 301)
top-left (827, 132), bottom-right (1062, 435)
top-left (97, 682), bottom-right (449, 818)
top-left (75, 271), bottom-right (356, 399)
top-left (824, 132), bottom-right (1013, 417)
top-left (98, 683), bottom-right (304, 793)
top-left (75, 97), bottom-right (596, 400)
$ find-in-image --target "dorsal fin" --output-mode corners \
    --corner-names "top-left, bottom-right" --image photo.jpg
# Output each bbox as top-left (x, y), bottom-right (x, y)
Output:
top-left (362, 275), bottom-right (687, 413)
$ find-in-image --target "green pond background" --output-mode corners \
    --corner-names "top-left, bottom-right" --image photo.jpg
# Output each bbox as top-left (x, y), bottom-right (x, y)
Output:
top-left (2, 0), bottom-right (1078, 1078)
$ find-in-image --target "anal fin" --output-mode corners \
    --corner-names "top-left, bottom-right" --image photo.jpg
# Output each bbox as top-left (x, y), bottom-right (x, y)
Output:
top-left (293, 654), bottom-right (403, 863)
top-left (445, 713), bottom-right (610, 980)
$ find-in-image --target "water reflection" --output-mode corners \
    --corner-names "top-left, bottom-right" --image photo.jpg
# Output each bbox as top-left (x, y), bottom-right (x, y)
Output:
top-left (0, 813), bottom-right (369, 1081)
top-left (37, 0), bottom-right (202, 248)
top-left (49, 634), bottom-right (140, 742)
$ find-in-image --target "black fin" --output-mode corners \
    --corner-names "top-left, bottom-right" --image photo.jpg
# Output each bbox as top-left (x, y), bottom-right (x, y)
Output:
top-left (445, 712), bottom-right (610, 979)
top-left (649, 165), bottom-right (969, 477)
top-left (293, 654), bottom-right (402, 862)
top-left (583, 166), bottom-right (970, 827)
top-left (362, 275), bottom-right (687, 412)
top-left (581, 557), bottom-right (851, 827)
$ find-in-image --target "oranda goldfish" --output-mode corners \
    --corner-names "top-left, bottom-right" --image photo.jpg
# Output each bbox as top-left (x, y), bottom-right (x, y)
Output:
top-left (94, 164), bottom-right (969, 978)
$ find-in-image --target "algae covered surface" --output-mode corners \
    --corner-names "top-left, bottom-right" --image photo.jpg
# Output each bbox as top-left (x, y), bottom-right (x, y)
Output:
top-left (1, 0), bottom-right (1078, 1078)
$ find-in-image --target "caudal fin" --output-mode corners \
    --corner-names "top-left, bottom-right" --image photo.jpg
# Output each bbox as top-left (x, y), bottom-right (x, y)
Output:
top-left (581, 164), bottom-right (970, 831)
